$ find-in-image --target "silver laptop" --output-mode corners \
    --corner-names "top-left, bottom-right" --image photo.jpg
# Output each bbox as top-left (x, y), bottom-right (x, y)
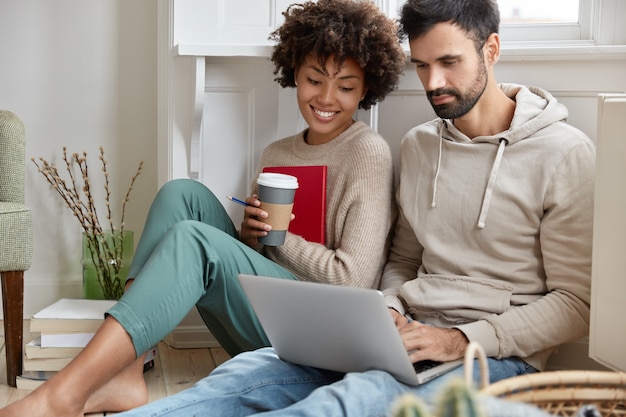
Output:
top-left (238, 274), bottom-right (463, 386)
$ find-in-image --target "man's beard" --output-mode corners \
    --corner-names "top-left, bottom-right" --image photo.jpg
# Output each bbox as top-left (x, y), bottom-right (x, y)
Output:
top-left (427, 59), bottom-right (488, 119)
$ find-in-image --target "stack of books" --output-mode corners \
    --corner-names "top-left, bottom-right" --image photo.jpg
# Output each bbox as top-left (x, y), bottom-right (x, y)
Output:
top-left (17, 298), bottom-right (157, 390)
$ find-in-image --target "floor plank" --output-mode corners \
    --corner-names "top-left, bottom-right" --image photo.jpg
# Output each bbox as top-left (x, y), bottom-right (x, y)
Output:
top-left (0, 320), bottom-right (230, 414)
top-left (209, 346), bottom-right (232, 368)
top-left (158, 342), bottom-right (217, 396)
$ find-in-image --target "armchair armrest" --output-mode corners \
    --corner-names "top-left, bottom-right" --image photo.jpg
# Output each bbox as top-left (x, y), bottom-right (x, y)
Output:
top-left (0, 110), bottom-right (27, 204)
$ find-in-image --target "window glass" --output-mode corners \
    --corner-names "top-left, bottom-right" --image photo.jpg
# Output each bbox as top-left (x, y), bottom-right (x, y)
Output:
top-left (498, 0), bottom-right (579, 24)
top-left (386, 0), bottom-right (608, 44)
top-left (497, 0), bottom-right (589, 42)
top-left (384, 1), bottom-right (580, 24)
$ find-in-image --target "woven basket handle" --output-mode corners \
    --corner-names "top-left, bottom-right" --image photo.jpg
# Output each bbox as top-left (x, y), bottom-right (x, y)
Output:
top-left (464, 341), bottom-right (490, 389)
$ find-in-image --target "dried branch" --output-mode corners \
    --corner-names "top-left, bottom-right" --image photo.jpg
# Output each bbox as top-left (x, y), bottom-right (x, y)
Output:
top-left (120, 160), bottom-right (144, 235)
top-left (32, 147), bottom-right (143, 300)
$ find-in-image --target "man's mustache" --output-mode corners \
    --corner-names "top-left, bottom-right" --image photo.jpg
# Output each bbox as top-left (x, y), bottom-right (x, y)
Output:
top-left (427, 88), bottom-right (459, 100)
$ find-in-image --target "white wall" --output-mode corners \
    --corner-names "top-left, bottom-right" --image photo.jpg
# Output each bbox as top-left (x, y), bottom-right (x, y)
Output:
top-left (0, 0), bottom-right (159, 316)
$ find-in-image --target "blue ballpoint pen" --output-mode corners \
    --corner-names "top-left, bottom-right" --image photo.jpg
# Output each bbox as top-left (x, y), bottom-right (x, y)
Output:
top-left (227, 195), bottom-right (251, 207)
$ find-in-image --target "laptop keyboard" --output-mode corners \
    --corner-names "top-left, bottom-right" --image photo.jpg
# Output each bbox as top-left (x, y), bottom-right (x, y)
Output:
top-left (413, 359), bottom-right (443, 373)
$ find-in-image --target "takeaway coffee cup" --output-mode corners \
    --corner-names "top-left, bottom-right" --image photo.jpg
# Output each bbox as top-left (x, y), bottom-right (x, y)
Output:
top-left (257, 172), bottom-right (299, 246)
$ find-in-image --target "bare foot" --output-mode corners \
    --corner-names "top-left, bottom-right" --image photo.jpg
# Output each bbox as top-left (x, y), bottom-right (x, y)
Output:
top-left (0, 356), bottom-right (147, 417)
top-left (0, 377), bottom-right (85, 417)
top-left (84, 355), bottom-right (148, 413)
top-left (0, 314), bottom-right (143, 417)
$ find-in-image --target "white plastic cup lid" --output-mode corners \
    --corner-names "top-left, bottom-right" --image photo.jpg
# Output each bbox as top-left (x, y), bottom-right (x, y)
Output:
top-left (257, 172), bottom-right (299, 189)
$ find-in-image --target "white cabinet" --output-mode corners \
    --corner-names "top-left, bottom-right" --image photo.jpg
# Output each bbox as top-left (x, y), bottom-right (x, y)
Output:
top-left (173, 0), bottom-right (292, 46)
top-left (589, 94), bottom-right (626, 372)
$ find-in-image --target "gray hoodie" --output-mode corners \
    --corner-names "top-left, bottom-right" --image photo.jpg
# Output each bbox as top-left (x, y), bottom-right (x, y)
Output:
top-left (382, 83), bottom-right (595, 371)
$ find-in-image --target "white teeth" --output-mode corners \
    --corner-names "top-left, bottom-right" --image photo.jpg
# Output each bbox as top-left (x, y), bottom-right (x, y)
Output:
top-left (315, 109), bottom-right (336, 118)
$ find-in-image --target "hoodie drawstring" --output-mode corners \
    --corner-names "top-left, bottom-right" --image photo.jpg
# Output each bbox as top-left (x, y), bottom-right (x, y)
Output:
top-left (477, 138), bottom-right (508, 229)
top-left (431, 124), bottom-right (445, 208)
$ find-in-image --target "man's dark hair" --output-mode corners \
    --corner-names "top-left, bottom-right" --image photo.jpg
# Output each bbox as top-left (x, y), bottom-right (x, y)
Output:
top-left (270, 0), bottom-right (406, 110)
top-left (400, 0), bottom-right (500, 51)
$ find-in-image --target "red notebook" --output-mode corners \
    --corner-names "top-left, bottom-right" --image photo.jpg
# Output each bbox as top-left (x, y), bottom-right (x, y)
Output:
top-left (262, 166), bottom-right (327, 244)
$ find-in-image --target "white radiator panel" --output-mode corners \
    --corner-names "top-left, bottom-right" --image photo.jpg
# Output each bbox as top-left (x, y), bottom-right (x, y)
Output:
top-left (589, 94), bottom-right (626, 372)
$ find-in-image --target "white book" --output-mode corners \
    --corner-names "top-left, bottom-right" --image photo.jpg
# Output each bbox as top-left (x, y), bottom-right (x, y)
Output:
top-left (23, 356), bottom-right (72, 372)
top-left (25, 337), bottom-right (83, 359)
top-left (33, 298), bottom-right (116, 319)
top-left (30, 298), bottom-right (116, 333)
top-left (15, 371), bottom-right (56, 391)
top-left (40, 332), bottom-right (95, 348)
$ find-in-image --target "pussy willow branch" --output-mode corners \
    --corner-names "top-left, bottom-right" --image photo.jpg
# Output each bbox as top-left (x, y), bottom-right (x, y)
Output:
top-left (121, 160), bottom-right (144, 235)
top-left (62, 147), bottom-right (82, 214)
top-left (33, 158), bottom-right (91, 231)
top-left (99, 147), bottom-right (115, 234)
top-left (78, 152), bottom-right (103, 236)
top-left (32, 147), bottom-right (143, 299)
top-left (33, 148), bottom-right (142, 236)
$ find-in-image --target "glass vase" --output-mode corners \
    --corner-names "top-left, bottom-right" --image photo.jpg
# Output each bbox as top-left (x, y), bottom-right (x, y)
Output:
top-left (82, 231), bottom-right (134, 300)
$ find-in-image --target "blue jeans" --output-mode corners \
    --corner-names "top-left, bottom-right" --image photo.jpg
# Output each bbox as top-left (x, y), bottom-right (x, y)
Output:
top-left (116, 347), bottom-right (539, 417)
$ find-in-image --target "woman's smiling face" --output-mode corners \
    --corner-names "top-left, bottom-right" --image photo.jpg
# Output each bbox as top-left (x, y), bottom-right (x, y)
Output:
top-left (294, 54), bottom-right (367, 145)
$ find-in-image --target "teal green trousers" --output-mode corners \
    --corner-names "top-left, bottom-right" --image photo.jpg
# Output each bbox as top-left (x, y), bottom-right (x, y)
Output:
top-left (107, 179), bottom-right (297, 357)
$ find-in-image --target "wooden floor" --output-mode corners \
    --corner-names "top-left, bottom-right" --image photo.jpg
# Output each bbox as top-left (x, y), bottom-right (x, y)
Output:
top-left (0, 320), bottom-right (231, 416)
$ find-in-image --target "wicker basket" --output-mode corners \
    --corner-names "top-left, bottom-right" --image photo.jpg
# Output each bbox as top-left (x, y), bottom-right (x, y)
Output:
top-left (463, 342), bottom-right (626, 417)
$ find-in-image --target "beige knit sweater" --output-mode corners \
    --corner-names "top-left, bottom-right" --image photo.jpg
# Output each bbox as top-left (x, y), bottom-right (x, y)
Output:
top-left (252, 121), bottom-right (395, 289)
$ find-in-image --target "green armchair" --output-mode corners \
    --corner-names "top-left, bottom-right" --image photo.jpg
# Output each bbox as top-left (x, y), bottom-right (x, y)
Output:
top-left (0, 110), bottom-right (33, 387)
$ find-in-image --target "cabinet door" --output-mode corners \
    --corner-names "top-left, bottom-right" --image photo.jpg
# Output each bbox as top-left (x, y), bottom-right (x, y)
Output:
top-left (198, 57), bottom-right (290, 223)
top-left (589, 94), bottom-right (626, 372)
top-left (174, 0), bottom-right (293, 45)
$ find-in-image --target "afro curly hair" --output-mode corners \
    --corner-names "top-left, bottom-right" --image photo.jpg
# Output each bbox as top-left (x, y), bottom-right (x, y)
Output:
top-left (270, 0), bottom-right (406, 110)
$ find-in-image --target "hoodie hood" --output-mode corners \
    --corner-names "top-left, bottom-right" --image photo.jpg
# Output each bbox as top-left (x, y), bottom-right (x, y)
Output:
top-left (430, 83), bottom-right (569, 228)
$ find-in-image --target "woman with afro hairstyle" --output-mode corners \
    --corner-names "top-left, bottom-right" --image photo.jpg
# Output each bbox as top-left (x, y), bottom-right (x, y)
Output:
top-left (0, 1), bottom-right (405, 416)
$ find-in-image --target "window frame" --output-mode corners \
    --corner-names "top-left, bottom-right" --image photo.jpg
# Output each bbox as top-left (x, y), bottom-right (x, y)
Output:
top-left (379, 0), bottom-right (622, 47)
top-left (499, 0), bottom-right (592, 43)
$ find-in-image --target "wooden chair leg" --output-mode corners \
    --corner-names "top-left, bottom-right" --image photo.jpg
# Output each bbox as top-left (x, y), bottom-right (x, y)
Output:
top-left (1, 270), bottom-right (24, 387)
